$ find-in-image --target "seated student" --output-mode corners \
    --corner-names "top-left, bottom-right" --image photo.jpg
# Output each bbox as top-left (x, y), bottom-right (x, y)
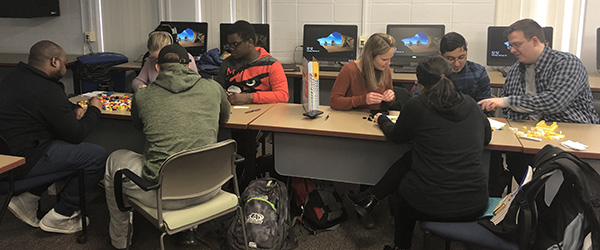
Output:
top-left (217, 20), bottom-right (289, 189)
top-left (104, 43), bottom-right (230, 250)
top-left (413, 32), bottom-right (491, 102)
top-left (329, 33), bottom-right (410, 229)
top-left (217, 20), bottom-right (289, 104)
top-left (131, 24), bottom-right (198, 92)
top-left (0, 40), bottom-right (106, 233)
top-left (478, 18), bottom-right (599, 190)
top-left (350, 55), bottom-right (491, 250)
top-left (330, 33), bottom-right (410, 111)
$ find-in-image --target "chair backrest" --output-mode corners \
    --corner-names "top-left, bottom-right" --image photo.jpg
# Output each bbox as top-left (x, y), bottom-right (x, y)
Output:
top-left (0, 136), bottom-right (9, 155)
top-left (157, 139), bottom-right (237, 201)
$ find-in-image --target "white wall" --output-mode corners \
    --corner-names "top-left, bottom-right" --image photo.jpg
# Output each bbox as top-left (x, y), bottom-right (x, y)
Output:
top-left (580, 0), bottom-right (599, 72)
top-left (0, 0), bottom-right (84, 54)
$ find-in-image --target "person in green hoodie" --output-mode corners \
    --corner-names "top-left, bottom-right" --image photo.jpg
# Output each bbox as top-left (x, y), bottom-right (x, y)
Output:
top-left (349, 55), bottom-right (491, 250)
top-left (103, 43), bottom-right (231, 250)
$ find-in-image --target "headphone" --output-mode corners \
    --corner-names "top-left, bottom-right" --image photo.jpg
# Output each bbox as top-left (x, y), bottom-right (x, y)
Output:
top-left (149, 23), bottom-right (178, 44)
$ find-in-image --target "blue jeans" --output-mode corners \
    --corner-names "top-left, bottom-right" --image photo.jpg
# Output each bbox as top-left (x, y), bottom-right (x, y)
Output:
top-left (11, 140), bottom-right (107, 216)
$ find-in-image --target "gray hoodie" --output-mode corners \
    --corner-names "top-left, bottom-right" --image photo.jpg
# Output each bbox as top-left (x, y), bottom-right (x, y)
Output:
top-left (131, 64), bottom-right (231, 182)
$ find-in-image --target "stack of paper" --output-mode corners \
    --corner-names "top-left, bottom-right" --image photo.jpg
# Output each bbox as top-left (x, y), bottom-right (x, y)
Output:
top-left (561, 140), bottom-right (588, 151)
top-left (490, 165), bottom-right (533, 225)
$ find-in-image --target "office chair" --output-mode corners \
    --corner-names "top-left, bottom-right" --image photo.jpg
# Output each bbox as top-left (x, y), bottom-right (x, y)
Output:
top-left (114, 139), bottom-right (249, 250)
top-left (0, 135), bottom-right (87, 243)
top-left (419, 197), bottom-right (519, 250)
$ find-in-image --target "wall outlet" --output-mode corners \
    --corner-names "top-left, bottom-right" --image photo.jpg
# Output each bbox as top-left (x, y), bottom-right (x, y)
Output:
top-left (359, 36), bottom-right (367, 48)
top-left (85, 31), bottom-right (96, 43)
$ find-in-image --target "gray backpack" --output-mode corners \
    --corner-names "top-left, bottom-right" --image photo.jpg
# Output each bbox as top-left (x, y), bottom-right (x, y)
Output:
top-left (227, 177), bottom-right (296, 250)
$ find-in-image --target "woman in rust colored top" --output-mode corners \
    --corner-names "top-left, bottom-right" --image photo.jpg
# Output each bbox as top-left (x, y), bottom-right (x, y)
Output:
top-left (330, 33), bottom-right (401, 111)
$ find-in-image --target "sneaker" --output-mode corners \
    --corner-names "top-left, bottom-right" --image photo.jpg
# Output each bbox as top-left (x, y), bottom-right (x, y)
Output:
top-left (40, 208), bottom-right (89, 234)
top-left (8, 192), bottom-right (41, 227)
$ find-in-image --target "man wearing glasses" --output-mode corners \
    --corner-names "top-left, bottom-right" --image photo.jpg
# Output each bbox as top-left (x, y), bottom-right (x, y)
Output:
top-left (478, 18), bottom-right (599, 192)
top-left (478, 18), bottom-right (598, 124)
top-left (413, 32), bottom-right (491, 102)
top-left (217, 20), bottom-right (289, 105)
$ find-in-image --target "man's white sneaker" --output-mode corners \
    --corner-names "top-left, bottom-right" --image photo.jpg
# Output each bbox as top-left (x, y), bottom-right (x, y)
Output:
top-left (8, 192), bottom-right (41, 227)
top-left (39, 208), bottom-right (89, 234)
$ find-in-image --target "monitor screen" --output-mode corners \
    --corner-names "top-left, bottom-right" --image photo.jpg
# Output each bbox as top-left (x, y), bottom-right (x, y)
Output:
top-left (486, 26), bottom-right (553, 66)
top-left (386, 24), bottom-right (445, 67)
top-left (220, 23), bottom-right (270, 53)
top-left (160, 21), bottom-right (208, 57)
top-left (302, 24), bottom-right (358, 62)
top-left (597, 28), bottom-right (600, 70)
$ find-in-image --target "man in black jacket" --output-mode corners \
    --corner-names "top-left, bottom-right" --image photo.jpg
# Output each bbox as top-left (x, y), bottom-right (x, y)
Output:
top-left (0, 40), bottom-right (106, 234)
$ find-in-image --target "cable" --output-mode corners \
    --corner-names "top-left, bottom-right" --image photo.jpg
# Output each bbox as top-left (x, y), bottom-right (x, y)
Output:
top-left (293, 45), bottom-right (303, 65)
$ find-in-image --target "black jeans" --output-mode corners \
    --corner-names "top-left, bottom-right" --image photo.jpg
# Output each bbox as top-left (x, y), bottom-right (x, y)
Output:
top-left (4, 140), bottom-right (106, 216)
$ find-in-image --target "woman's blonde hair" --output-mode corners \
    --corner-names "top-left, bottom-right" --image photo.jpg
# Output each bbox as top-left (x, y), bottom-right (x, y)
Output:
top-left (147, 32), bottom-right (173, 52)
top-left (359, 33), bottom-right (395, 91)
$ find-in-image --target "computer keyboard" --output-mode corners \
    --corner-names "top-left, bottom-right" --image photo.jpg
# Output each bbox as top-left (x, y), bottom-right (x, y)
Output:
top-left (319, 66), bottom-right (342, 72)
top-left (393, 66), bottom-right (417, 73)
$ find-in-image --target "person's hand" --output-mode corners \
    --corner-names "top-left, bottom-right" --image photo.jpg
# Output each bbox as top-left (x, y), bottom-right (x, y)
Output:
top-left (366, 92), bottom-right (384, 105)
top-left (139, 84), bottom-right (147, 89)
top-left (88, 97), bottom-right (103, 110)
top-left (73, 107), bottom-right (85, 120)
top-left (478, 98), bottom-right (505, 111)
top-left (228, 93), bottom-right (254, 105)
top-left (382, 89), bottom-right (395, 102)
top-left (373, 113), bottom-right (383, 123)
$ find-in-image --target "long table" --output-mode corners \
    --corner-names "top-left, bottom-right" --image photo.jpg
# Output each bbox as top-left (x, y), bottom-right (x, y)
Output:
top-left (248, 103), bottom-right (522, 185)
top-left (69, 93), bottom-right (275, 153)
top-left (507, 120), bottom-right (600, 160)
top-left (69, 93), bottom-right (600, 184)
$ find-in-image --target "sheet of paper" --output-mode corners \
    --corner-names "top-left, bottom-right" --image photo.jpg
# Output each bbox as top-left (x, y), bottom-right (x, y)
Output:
top-left (488, 118), bottom-right (506, 130)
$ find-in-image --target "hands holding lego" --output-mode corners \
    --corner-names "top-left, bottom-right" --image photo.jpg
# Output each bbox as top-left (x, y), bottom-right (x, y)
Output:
top-left (478, 97), bottom-right (505, 112)
top-left (88, 97), bottom-right (102, 110)
top-left (366, 92), bottom-right (384, 105)
top-left (382, 89), bottom-right (395, 103)
top-left (228, 93), bottom-right (254, 105)
top-left (373, 113), bottom-right (383, 124)
top-left (74, 107), bottom-right (85, 120)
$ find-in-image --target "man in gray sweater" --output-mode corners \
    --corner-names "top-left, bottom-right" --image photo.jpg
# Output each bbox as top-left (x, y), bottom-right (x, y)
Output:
top-left (103, 43), bottom-right (231, 250)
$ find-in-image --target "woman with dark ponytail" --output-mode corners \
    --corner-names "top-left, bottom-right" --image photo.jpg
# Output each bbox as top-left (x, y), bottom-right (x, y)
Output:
top-left (348, 55), bottom-right (491, 250)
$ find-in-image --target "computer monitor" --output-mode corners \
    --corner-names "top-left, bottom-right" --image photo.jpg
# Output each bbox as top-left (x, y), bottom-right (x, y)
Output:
top-left (220, 23), bottom-right (270, 53)
top-left (486, 26), bottom-right (553, 66)
top-left (597, 28), bottom-right (599, 70)
top-left (386, 24), bottom-right (445, 67)
top-left (159, 21), bottom-right (208, 57)
top-left (302, 24), bottom-right (358, 62)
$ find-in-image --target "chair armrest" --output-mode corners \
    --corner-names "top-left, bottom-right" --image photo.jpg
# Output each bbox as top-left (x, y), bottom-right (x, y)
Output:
top-left (113, 169), bottom-right (159, 212)
top-left (235, 153), bottom-right (245, 164)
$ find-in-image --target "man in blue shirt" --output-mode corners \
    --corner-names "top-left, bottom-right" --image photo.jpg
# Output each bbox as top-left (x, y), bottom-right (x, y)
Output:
top-left (478, 19), bottom-right (598, 124)
top-left (479, 19), bottom-right (599, 194)
top-left (413, 32), bottom-right (491, 102)
top-left (440, 32), bottom-right (491, 101)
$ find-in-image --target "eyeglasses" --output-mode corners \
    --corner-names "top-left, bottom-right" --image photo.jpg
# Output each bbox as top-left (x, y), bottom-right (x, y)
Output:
top-left (444, 55), bottom-right (466, 63)
top-left (224, 40), bottom-right (246, 51)
top-left (506, 39), bottom-right (529, 50)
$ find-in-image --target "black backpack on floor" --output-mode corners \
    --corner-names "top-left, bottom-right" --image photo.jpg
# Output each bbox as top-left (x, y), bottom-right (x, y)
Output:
top-left (480, 145), bottom-right (600, 250)
top-left (227, 177), bottom-right (296, 250)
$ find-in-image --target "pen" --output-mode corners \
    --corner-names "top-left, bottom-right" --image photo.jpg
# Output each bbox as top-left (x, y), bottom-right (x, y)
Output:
top-left (325, 113), bottom-right (330, 121)
top-left (245, 108), bottom-right (261, 114)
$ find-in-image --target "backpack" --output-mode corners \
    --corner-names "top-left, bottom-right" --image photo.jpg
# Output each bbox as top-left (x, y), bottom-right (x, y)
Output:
top-left (227, 177), bottom-right (295, 250)
top-left (290, 177), bottom-right (347, 234)
top-left (480, 144), bottom-right (600, 250)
